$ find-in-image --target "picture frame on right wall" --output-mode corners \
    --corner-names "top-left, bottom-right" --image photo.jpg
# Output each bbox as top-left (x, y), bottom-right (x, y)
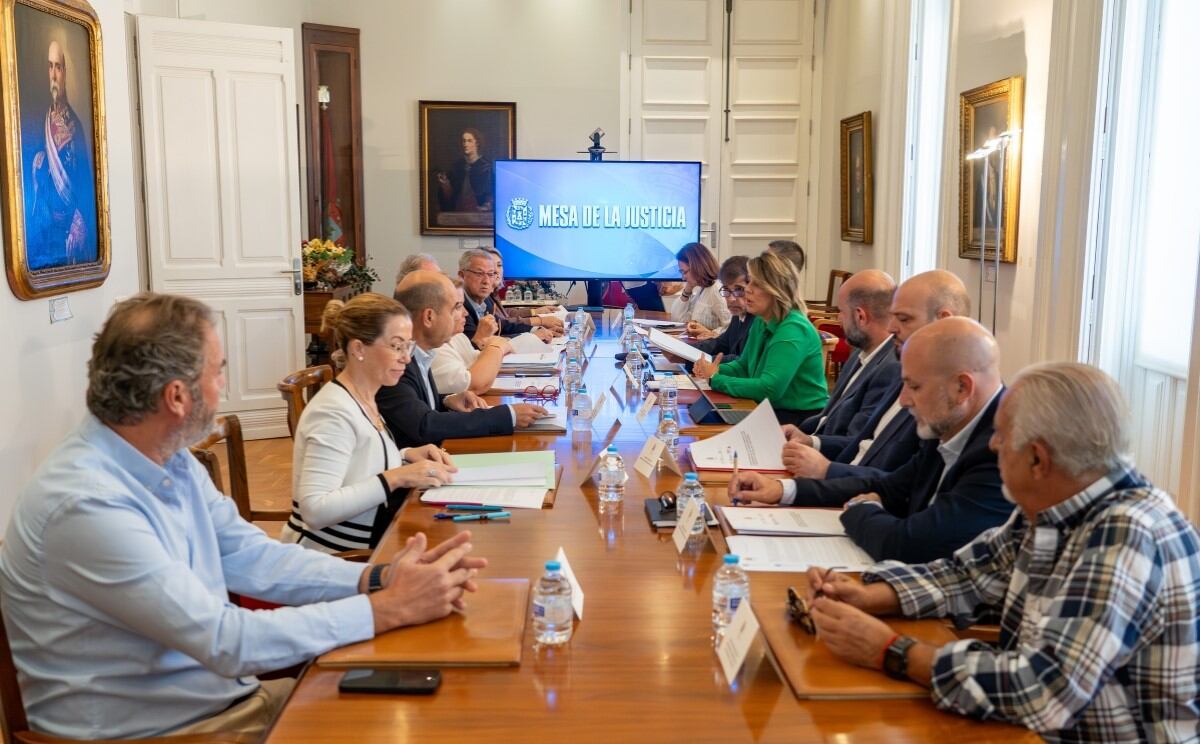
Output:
top-left (958, 76), bottom-right (1023, 263)
top-left (840, 111), bottom-right (873, 244)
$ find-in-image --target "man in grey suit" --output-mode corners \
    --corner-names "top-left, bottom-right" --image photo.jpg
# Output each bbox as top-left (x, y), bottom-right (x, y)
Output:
top-left (798, 270), bottom-right (898, 441)
top-left (782, 270), bottom-right (972, 480)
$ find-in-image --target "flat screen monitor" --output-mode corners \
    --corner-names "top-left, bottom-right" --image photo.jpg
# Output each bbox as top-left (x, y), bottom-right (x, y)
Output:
top-left (493, 159), bottom-right (700, 280)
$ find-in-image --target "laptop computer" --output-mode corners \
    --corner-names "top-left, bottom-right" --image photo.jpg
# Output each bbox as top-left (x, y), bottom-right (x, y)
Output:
top-left (685, 377), bottom-right (753, 425)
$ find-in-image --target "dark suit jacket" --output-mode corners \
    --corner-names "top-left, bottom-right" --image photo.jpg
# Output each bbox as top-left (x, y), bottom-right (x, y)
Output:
top-left (686, 314), bottom-right (752, 370)
top-left (816, 377), bottom-right (920, 478)
top-left (377, 359), bottom-right (514, 448)
top-left (789, 391), bottom-right (1010, 563)
top-left (464, 295), bottom-right (532, 341)
top-left (800, 343), bottom-right (899, 442)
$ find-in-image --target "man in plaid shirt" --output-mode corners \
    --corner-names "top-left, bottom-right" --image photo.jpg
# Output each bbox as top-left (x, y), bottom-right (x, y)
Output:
top-left (802, 362), bottom-right (1200, 742)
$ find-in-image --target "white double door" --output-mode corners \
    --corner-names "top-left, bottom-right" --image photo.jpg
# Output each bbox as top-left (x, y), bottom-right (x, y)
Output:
top-left (135, 15), bottom-right (304, 439)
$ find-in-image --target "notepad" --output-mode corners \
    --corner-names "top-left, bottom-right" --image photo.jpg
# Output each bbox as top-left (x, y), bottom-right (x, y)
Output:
top-left (724, 535), bottom-right (874, 573)
top-left (721, 507), bottom-right (848, 537)
top-left (647, 328), bottom-right (711, 363)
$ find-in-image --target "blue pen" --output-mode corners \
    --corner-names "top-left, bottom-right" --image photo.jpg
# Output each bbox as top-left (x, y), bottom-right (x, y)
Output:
top-left (451, 511), bottom-right (511, 522)
top-left (444, 504), bottom-right (505, 512)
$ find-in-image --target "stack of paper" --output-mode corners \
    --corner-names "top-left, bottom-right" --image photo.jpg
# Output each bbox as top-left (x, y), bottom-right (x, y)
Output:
top-left (721, 506), bottom-right (848, 536)
top-left (490, 376), bottom-right (560, 394)
top-left (420, 451), bottom-right (557, 509)
top-left (500, 351), bottom-right (561, 376)
top-left (724, 535), bottom-right (874, 573)
top-left (631, 318), bottom-right (685, 329)
top-left (508, 333), bottom-right (556, 354)
top-left (688, 399), bottom-right (787, 472)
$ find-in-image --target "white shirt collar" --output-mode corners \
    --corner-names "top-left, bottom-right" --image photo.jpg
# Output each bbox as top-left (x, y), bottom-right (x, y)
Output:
top-left (938, 386), bottom-right (1002, 465)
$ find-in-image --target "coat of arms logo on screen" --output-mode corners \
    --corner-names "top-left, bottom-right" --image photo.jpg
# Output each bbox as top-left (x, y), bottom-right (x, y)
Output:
top-left (505, 197), bottom-right (534, 230)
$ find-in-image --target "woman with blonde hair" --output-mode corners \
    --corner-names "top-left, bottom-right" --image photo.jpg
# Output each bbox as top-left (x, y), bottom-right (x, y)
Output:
top-left (281, 293), bottom-right (458, 553)
top-left (669, 242), bottom-right (731, 335)
top-left (692, 252), bottom-right (827, 426)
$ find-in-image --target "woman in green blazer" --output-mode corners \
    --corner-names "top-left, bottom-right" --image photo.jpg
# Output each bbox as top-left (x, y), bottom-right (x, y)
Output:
top-left (692, 252), bottom-right (828, 426)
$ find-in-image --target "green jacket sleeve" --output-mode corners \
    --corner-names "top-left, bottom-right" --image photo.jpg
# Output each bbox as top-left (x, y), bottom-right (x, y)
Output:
top-left (711, 323), bottom-right (808, 402)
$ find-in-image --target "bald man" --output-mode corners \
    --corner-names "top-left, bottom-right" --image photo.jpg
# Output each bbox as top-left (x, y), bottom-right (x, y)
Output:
top-left (732, 317), bottom-right (1011, 563)
top-left (377, 271), bottom-right (548, 447)
top-left (798, 270), bottom-right (898, 441)
top-left (783, 269), bottom-right (972, 481)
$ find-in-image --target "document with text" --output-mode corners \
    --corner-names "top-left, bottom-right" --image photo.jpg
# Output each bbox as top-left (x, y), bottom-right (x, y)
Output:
top-left (720, 506), bottom-right (847, 536)
top-left (687, 399), bottom-right (787, 472)
top-left (646, 328), bottom-right (711, 363)
top-left (725, 535), bottom-right (874, 573)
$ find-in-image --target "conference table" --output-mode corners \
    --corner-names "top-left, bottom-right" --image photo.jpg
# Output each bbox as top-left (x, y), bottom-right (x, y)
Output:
top-left (267, 312), bottom-right (1034, 743)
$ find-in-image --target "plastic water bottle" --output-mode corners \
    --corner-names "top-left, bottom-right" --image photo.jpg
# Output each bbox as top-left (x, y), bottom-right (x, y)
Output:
top-left (626, 345), bottom-right (644, 388)
top-left (571, 383), bottom-right (592, 426)
top-left (598, 444), bottom-right (627, 504)
top-left (620, 322), bottom-right (635, 354)
top-left (566, 338), bottom-right (583, 363)
top-left (567, 319), bottom-right (580, 343)
top-left (575, 307), bottom-right (588, 337)
top-left (532, 560), bottom-right (573, 645)
top-left (676, 472), bottom-right (707, 537)
top-left (658, 374), bottom-right (678, 421)
top-left (712, 554), bottom-right (750, 638)
top-left (564, 356), bottom-right (582, 397)
top-left (523, 287), bottom-right (534, 301)
top-left (624, 302), bottom-right (635, 323)
top-left (656, 411), bottom-right (680, 464)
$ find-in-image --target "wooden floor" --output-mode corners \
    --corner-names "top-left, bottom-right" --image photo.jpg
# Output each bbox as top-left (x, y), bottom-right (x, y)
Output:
top-left (211, 436), bottom-right (294, 539)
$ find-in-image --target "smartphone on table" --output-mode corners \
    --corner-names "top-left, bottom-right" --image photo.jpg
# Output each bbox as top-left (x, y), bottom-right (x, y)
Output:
top-left (338, 668), bottom-right (442, 695)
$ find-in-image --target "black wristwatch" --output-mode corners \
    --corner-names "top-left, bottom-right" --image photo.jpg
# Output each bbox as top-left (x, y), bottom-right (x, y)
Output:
top-left (367, 563), bottom-right (388, 594)
top-left (882, 635), bottom-right (917, 680)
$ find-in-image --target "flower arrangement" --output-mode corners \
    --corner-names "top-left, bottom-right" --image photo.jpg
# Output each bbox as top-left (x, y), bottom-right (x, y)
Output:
top-left (301, 238), bottom-right (379, 292)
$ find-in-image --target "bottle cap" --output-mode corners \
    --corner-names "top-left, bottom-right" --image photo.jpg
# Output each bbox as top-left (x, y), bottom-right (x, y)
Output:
top-left (545, 560), bottom-right (561, 571)
top-left (685, 472), bottom-right (698, 481)
top-left (723, 554), bottom-right (739, 565)
top-left (663, 411), bottom-right (674, 420)
top-left (606, 444), bottom-right (618, 453)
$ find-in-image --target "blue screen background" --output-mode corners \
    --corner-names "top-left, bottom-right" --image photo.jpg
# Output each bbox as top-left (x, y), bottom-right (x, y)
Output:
top-left (493, 160), bottom-right (699, 280)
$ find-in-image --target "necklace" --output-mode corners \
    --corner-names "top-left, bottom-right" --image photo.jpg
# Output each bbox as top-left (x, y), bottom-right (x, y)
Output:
top-left (338, 377), bottom-right (384, 432)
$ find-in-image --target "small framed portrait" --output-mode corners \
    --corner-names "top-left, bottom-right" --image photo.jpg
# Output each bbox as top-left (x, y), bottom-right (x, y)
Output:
top-left (418, 100), bottom-right (516, 236)
top-left (840, 111), bottom-right (873, 244)
top-left (0, 0), bottom-right (110, 300)
top-left (959, 76), bottom-right (1023, 263)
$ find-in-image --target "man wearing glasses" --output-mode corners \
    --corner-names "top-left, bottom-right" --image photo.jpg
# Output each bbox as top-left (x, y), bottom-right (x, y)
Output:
top-left (458, 249), bottom-right (556, 347)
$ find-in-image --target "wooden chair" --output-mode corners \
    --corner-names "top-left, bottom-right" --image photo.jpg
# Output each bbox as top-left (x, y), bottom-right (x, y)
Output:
top-left (0, 601), bottom-right (253, 743)
top-left (192, 415), bottom-right (290, 524)
top-left (807, 269), bottom-right (853, 313)
top-left (277, 366), bottom-right (333, 437)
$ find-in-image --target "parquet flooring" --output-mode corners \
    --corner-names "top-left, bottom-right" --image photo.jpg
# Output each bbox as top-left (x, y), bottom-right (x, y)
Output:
top-left (209, 437), bottom-right (294, 539)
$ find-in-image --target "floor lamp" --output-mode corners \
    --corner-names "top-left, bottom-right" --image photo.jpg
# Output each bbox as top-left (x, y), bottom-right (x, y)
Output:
top-left (965, 129), bottom-right (1020, 334)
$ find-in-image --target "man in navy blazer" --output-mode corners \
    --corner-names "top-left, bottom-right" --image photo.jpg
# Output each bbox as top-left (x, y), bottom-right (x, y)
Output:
top-left (798, 270), bottom-right (898, 442)
top-left (458, 249), bottom-right (556, 346)
top-left (378, 271), bottom-right (548, 447)
top-left (731, 318), bottom-right (1011, 564)
top-left (782, 269), bottom-right (972, 481)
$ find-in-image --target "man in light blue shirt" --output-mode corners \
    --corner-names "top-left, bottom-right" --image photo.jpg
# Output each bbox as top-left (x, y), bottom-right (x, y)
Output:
top-left (0, 293), bottom-right (486, 739)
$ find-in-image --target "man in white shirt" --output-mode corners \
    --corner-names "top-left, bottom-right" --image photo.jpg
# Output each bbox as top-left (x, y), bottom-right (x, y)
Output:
top-left (431, 279), bottom-right (512, 394)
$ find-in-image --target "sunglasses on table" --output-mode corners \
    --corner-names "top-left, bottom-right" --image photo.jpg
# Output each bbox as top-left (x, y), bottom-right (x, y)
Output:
top-left (786, 586), bottom-right (817, 635)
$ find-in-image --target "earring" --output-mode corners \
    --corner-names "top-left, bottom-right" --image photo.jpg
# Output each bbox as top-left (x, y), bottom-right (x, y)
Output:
top-left (357, 355), bottom-right (364, 361)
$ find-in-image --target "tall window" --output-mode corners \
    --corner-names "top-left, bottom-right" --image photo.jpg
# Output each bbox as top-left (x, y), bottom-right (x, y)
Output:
top-left (899, 0), bottom-right (951, 279)
top-left (1092, 0), bottom-right (1200, 376)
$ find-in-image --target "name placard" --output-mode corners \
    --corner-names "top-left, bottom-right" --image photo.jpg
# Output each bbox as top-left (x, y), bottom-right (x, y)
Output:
top-left (554, 546), bottom-right (585, 620)
top-left (634, 437), bottom-right (666, 478)
top-left (672, 497), bottom-right (703, 553)
top-left (636, 392), bottom-right (658, 422)
top-left (716, 600), bottom-right (760, 683)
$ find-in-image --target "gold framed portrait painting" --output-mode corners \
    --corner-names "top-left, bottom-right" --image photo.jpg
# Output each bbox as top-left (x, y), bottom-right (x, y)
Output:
top-left (959, 76), bottom-right (1023, 263)
top-left (0, 0), bottom-right (110, 300)
top-left (840, 111), bottom-right (873, 244)
top-left (419, 100), bottom-right (516, 236)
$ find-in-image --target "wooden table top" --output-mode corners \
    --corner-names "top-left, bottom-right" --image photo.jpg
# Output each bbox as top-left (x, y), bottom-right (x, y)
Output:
top-left (266, 313), bottom-right (1034, 743)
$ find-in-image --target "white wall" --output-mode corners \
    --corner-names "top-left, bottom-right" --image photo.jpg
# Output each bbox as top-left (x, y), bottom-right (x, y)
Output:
top-left (942, 0), bottom-right (1052, 379)
top-left (0, 0), bottom-right (142, 528)
top-left (134, 0), bottom-right (622, 288)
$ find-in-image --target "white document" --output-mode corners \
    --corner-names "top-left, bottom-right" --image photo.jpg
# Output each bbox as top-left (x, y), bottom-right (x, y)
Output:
top-left (502, 352), bottom-right (560, 366)
top-left (451, 463), bottom-right (546, 487)
top-left (721, 506), bottom-right (848, 537)
top-left (717, 600), bottom-right (761, 683)
top-left (631, 318), bottom-right (685, 328)
top-left (636, 392), bottom-right (657, 422)
top-left (687, 399), bottom-right (787, 471)
top-left (419, 486), bottom-right (547, 509)
top-left (724, 535), bottom-right (874, 573)
top-left (555, 546), bottom-right (585, 620)
top-left (508, 333), bottom-right (553, 353)
top-left (491, 376), bottom-right (561, 393)
top-left (647, 328), bottom-right (711, 363)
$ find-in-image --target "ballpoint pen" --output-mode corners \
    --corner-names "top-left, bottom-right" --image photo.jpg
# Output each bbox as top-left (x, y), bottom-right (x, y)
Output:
top-left (443, 504), bottom-right (505, 512)
top-left (450, 511), bottom-right (511, 522)
top-left (729, 449), bottom-right (740, 505)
